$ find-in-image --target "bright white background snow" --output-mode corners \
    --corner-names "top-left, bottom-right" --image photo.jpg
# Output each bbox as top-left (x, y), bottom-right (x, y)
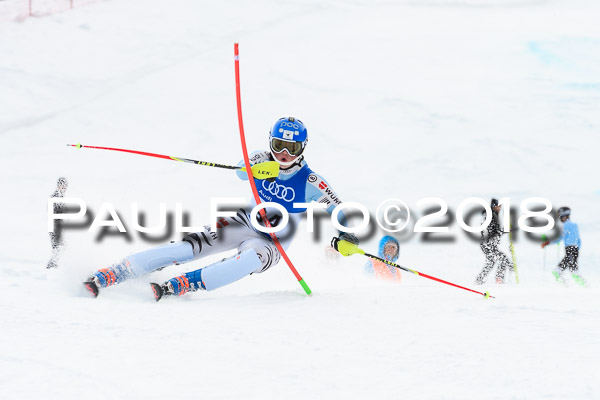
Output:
top-left (1, 0), bottom-right (599, 399)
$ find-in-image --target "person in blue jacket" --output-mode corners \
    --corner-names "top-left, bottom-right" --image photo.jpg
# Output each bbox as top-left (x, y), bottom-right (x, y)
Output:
top-left (541, 207), bottom-right (586, 286)
top-left (83, 117), bottom-right (357, 299)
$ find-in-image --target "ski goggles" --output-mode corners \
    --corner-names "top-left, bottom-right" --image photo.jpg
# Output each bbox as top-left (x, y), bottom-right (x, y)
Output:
top-left (270, 138), bottom-right (304, 156)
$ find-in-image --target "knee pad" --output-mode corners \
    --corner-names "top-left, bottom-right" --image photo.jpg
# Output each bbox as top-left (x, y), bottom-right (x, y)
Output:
top-left (239, 239), bottom-right (280, 273)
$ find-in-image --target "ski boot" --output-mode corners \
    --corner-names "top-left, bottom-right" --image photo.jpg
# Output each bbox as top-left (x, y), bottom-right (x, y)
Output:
top-left (83, 261), bottom-right (133, 298)
top-left (151, 273), bottom-right (203, 302)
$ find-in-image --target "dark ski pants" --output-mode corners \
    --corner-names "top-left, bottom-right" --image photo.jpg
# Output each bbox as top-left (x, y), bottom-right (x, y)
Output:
top-left (557, 246), bottom-right (579, 273)
top-left (47, 230), bottom-right (63, 269)
top-left (476, 241), bottom-right (513, 284)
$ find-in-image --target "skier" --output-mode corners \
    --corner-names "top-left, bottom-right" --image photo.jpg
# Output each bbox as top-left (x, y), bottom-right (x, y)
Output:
top-left (48, 177), bottom-right (68, 269)
top-left (83, 117), bottom-right (358, 299)
top-left (475, 198), bottom-right (514, 284)
top-left (364, 236), bottom-right (401, 281)
top-left (541, 207), bottom-right (586, 286)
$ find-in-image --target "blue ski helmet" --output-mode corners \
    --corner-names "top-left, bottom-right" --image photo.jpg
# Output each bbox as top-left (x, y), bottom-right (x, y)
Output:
top-left (269, 117), bottom-right (308, 158)
top-left (557, 207), bottom-right (571, 219)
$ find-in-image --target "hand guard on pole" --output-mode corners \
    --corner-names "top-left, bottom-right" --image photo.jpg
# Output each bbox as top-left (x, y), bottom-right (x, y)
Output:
top-left (331, 237), bottom-right (364, 257)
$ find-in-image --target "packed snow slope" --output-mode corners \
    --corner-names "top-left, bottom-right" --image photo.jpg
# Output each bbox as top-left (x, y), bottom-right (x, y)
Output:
top-left (1, 0), bottom-right (600, 399)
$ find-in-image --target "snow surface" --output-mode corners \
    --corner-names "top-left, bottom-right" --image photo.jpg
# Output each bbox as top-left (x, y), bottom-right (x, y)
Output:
top-left (1, 0), bottom-right (600, 399)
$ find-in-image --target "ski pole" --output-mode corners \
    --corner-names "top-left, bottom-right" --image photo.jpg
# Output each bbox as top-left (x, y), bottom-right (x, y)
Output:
top-left (509, 224), bottom-right (519, 284)
top-left (332, 239), bottom-right (494, 299)
top-left (66, 143), bottom-right (279, 179)
top-left (541, 234), bottom-right (547, 270)
top-left (234, 43), bottom-right (311, 295)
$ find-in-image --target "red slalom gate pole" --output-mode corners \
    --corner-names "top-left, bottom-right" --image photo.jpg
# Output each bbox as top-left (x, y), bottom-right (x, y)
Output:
top-left (233, 43), bottom-right (311, 295)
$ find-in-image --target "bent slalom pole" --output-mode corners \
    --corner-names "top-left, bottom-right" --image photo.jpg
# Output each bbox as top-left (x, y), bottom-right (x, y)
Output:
top-left (234, 43), bottom-right (311, 295)
top-left (67, 143), bottom-right (279, 179)
top-left (332, 239), bottom-right (494, 299)
top-left (508, 224), bottom-right (519, 284)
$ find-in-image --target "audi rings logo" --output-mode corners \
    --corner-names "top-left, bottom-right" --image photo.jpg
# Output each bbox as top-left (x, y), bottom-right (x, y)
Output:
top-left (262, 181), bottom-right (296, 202)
